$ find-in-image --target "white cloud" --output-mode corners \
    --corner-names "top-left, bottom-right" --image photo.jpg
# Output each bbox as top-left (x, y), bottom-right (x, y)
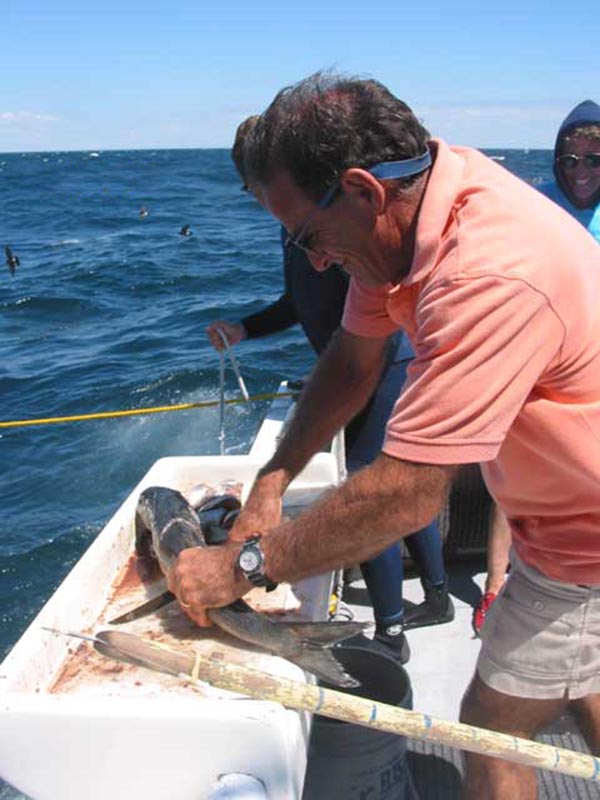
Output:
top-left (0, 111), bottom-right (60, 125)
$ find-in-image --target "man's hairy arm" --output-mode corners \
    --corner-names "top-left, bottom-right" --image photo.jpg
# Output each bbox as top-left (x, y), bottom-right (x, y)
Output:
top-left (269, 328), bottom-right (389, 479)
top-left (230, 328), bottom-right (390, 539)
top-left (170, 454), bottom-right (457, 626)
top-left (268, 328), bottom-right (388, 480)
top-left (262, 454), bottom-right (457, 583)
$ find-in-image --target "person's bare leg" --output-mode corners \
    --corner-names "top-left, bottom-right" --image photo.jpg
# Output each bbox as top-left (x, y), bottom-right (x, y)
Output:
top-left (460, 674), bottom-right (567, 800)
top-left (485, 506), bottom-right (512, 595)
top-left (570, 694), bottom-right (600, 755)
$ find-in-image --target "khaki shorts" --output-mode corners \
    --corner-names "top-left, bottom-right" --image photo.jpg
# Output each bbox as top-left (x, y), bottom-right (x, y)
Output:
top-left (477, 552), bottom-right (600, 699)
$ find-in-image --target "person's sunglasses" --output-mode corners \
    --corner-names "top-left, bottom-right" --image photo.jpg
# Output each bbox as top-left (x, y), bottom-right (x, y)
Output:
top-left (284, 183), bottom-right (342, 258)
top-left (285, 150), bottom-right (432, 259)
top-left (557, 153), bottom-right (600, 171)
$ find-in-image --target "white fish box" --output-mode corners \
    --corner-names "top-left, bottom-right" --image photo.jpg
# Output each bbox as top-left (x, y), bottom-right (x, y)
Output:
top-left (0, 452), bottom-right (341, 800)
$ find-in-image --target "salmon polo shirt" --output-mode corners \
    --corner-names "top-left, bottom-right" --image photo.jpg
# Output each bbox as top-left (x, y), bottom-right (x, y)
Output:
top-left (342, 139), bottom-right (600, 584)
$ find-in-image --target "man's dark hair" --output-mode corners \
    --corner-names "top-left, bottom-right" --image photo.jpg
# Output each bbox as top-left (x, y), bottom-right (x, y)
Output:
top-left (231, 115), bottom-right (260, 186)
top-left (245, 72), bottom-right (430, 200)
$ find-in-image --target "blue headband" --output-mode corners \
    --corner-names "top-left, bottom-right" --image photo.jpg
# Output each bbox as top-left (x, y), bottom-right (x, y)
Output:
top-left (314, 148), bottom-right (432, 212)
top-left (368, 149), bottom-right (431, 180)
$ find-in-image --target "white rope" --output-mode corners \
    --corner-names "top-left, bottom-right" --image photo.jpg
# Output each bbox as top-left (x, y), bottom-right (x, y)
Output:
top-left (216, 328), bottom-right (249, 400)
top-left (216, 327), bottom-right (250, 456)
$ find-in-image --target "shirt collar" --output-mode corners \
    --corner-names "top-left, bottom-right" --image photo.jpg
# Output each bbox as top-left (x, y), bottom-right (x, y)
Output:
top-left (399, 138), bottom-right (466, 287)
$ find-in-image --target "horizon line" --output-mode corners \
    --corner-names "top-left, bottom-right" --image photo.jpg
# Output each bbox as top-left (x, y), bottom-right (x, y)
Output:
top-left (0, 144), bottom-right (553, 156)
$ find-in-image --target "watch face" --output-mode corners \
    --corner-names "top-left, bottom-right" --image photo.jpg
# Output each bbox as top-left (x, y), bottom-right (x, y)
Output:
top-left (239, 548), bottom-right (260, 572)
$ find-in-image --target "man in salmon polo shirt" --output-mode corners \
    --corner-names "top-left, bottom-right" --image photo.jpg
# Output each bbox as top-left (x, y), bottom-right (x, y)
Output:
top-left (168, 73), bottom-right (600, 798)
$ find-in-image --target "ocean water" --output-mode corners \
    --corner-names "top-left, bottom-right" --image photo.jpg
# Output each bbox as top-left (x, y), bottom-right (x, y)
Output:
top-left (0, 147), bottom-right (552, 798)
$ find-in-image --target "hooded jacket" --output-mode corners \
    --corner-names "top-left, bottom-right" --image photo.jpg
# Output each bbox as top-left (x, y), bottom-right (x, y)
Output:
top-left (540, 100), bottom-right (600, 242)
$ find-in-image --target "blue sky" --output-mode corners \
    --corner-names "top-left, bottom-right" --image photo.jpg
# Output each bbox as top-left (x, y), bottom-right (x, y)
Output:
top-left (1, 0), bottom-right (598, 152)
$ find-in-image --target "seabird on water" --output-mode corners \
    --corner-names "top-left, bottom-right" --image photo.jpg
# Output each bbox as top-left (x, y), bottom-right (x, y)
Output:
top-left (5, 246), bottom-right (19, 276)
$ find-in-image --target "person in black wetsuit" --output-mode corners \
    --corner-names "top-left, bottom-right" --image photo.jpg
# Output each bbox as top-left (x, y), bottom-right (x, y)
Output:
top-left (205, 117), bottom-right (454, 661)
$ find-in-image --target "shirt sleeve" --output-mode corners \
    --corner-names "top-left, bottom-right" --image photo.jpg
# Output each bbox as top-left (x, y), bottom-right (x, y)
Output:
top-left (342, 278), bottom-right (400, 338)
top-left (382, 274), bottom-right (565, 464)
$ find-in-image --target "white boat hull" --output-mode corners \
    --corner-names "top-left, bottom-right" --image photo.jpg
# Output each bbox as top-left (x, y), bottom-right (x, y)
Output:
top-left (0, 396), bottom-right (343, 799)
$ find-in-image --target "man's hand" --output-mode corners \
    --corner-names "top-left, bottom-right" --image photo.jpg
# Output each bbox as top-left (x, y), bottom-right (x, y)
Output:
top-left (206, 321), bottom-right (246, 351)
top-left (167, 541), bottom-right (248, 627)
top-left (229, 471), bottom-right (286, 542)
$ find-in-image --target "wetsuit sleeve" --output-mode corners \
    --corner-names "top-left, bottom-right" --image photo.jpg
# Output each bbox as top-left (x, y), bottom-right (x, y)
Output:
top-left (241, 294), bottom-right (299, 339)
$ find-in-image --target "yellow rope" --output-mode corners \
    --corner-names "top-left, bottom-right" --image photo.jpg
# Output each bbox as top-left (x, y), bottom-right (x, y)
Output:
top-left (0, 391), bottom-right (295, 429)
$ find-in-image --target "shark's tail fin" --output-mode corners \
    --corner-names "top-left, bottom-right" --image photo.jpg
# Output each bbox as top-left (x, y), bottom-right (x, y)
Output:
top-left (279, 620), bottom-right (371, 688)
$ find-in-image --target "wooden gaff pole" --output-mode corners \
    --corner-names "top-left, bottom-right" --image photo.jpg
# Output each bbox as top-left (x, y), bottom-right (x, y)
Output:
top-left (91, 630), bottom-right (600, 784)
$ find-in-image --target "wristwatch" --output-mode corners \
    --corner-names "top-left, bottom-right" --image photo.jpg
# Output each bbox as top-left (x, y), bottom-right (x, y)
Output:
top-left (236, 534), bottom-right (278, 592)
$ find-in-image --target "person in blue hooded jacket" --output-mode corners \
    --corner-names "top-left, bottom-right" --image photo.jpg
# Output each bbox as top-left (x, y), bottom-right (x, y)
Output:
top-left (540, 99), bottom-right (600, 242)
top-left (206, 116), bottom-right (454, 664)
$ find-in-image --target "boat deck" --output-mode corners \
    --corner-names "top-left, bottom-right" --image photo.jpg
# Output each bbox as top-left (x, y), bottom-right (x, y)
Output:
top-left (343, 559), bottom-right (599, 800)
top-left (3, 557), bottom-right (596, 800)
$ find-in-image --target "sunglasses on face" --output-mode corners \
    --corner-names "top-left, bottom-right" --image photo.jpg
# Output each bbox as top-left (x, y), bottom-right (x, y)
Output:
top-left (285, 150), bottom-right (433, 259)
top-left (557, 153), bottom-right (600, 171)
top-left (284, 182), bottom-right (341, 258)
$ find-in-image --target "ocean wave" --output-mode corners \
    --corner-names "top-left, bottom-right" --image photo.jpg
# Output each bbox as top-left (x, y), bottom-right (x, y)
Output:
top-left (49, 238), bottom-right (81, 247)
top-left (0, 523), bottom-right (99, 560)
top-left (0, 294), bottom-right (97, 317)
